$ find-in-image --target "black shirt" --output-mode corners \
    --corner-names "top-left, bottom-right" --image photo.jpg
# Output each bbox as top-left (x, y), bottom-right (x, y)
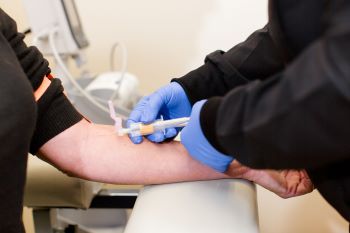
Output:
top-left (0, 8), bottom-right (82, 233)
top-left (175, 0), bottom-right (350, 222)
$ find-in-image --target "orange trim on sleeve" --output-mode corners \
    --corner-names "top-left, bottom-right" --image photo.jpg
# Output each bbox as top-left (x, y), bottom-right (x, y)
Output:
top-left (34, 76), bottom-right (52, 101)
top-left (33, 74), bottom-right (92, 123)
top-left (46, 73), bottom-right (54, 80)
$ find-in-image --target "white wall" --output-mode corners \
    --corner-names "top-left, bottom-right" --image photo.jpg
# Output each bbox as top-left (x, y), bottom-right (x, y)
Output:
top-left (74, 0), bottom-right (268, 94)
top-left (0, 0), bottom-right (348, 232)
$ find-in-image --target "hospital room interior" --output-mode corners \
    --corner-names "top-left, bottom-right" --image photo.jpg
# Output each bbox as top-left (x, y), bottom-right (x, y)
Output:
top-left (0, 0), bottom-right (349, 232)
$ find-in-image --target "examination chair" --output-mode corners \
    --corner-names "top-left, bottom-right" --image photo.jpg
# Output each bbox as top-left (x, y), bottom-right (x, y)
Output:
top-left (24, 156), bottom-right (139, 233)
top-left (25, 155), bottom-right (259, 233)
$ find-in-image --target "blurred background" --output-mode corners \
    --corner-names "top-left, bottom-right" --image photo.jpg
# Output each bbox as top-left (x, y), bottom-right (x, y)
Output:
top-left (0, 0), bottom-right (348, 232)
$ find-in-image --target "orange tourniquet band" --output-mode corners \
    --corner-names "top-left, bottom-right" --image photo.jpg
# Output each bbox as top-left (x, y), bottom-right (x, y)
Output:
top-left (34, 74), bottom-right (53, 101)
top-left (33, 74), bottom-right (92, 123)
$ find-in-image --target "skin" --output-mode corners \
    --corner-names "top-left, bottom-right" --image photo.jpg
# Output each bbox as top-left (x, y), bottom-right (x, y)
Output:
top-left (228, 161), bottom-right (314, 198)
top-left (38, 119), bottom-right (314, 198)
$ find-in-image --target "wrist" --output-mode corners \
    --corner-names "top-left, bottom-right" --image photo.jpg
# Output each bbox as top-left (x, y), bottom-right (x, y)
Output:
top-left (200, 97), bottom-right (228, 155)
top-left (181, 100), bottom-right (234, 172)
top-left (224, 161), bottom-right (251, 180)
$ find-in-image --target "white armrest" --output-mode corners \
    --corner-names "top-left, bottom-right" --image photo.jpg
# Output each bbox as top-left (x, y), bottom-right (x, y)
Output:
top-left (124, 179), bottom-right (259, 233)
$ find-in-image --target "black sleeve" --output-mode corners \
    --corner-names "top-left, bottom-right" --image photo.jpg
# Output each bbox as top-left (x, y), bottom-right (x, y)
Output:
top-left (306, 160), bottom-right (350, 221)
top-left (200, 3), bottom-right (350, 170)
top-left (0, 8), bottom-right (83, 153)
top-left (173, 24), bottom-right (285, 105)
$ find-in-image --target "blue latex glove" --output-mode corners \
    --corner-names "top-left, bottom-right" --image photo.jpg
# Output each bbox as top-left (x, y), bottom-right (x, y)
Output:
top-left (180, 100), bottom-right (234, 172)
top-left (128, 82), bottom-right (192, 144)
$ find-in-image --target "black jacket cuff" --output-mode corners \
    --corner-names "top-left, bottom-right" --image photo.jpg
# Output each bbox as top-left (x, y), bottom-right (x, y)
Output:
top-left (30, 81), bottom-right (83, 154)
top-left (172, 63), bottom-right (212, 105)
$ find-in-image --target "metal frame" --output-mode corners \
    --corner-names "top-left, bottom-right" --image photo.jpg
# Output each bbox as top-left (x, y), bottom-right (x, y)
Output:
top-left (31, 188), bottom-right (139, 233)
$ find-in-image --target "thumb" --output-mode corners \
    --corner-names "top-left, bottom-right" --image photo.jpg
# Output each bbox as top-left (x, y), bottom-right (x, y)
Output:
top-left (140, 92), bottom-right (164, 123)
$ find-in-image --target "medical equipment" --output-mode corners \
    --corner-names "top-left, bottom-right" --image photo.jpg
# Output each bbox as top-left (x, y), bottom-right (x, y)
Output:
top-left (22, 0), bottom-right (139, 119)
top-left (120, 117), bottom-right (190, 137)
top-left (86, 72), bottom-right (139, 111)
top-left (108, 101), bottom-right (189, 137)
top-left (22, 0), bottom-right (88, 56)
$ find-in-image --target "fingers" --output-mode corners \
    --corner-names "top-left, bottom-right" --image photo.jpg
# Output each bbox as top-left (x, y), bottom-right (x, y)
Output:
top-left (128, 96), bottom-right (149, 123)
top-left (146, 131), bottom-right (165, 143)
top-left (139, 93), bottom-right (164, 123)
top-left (164, 127), bottom-right (178, 138)
top-left (145, 127), bottom-right (178, 143)
top-left (128, 98), bottom-right (177, 143)
top-left (128, 95), bottom-right (162, 144)
top-left (128, 89), bottom-right (180, 143)
top-left (128, 94), bottom-right (164, 124)
top-left (127, 98), bottom-right (148, 144)
top-left (126, 119), bottom-right (143, 144)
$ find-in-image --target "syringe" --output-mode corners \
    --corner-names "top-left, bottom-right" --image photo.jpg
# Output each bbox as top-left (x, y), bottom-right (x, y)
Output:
top-left (118, 117), bottom-right (190, 137)
top-left (108, 100), bottom-right (189, 137)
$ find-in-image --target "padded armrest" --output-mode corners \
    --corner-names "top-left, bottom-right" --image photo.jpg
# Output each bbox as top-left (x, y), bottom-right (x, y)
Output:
top-left (124, 179), bottom-right (259, 233)
top-left (24, 156), bottom-right (102, 209)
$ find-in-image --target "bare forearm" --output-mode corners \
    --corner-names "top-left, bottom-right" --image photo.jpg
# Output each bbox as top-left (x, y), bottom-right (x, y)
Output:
top-left (38, 120), bottom-right (228, 184)
top-left (38, 119), bottom-right (313, 197)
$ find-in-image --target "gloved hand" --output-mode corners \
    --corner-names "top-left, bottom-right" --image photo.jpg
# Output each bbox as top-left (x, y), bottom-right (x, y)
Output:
top-left (180, 100), bottom-right (234, 172)
top-left (127, 82), bottom-right (192, 144)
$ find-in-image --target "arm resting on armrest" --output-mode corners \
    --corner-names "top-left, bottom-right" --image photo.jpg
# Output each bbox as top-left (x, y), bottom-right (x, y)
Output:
top-left (38, 119), bottom-right (314, 197)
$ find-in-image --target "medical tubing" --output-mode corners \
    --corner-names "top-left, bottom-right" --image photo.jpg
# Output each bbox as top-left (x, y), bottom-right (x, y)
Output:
top-left (109, 42), bottom-right (128, 101)
top-left (48, 28), bottom-right (127, 118)
top-left (68, 90), bottom-right (130, 116)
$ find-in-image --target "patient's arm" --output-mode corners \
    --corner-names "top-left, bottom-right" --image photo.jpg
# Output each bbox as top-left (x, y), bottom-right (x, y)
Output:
top-left (38, 119), bottom-right (229, 184)
top-left (38, 119), bottom-right (314, 197)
